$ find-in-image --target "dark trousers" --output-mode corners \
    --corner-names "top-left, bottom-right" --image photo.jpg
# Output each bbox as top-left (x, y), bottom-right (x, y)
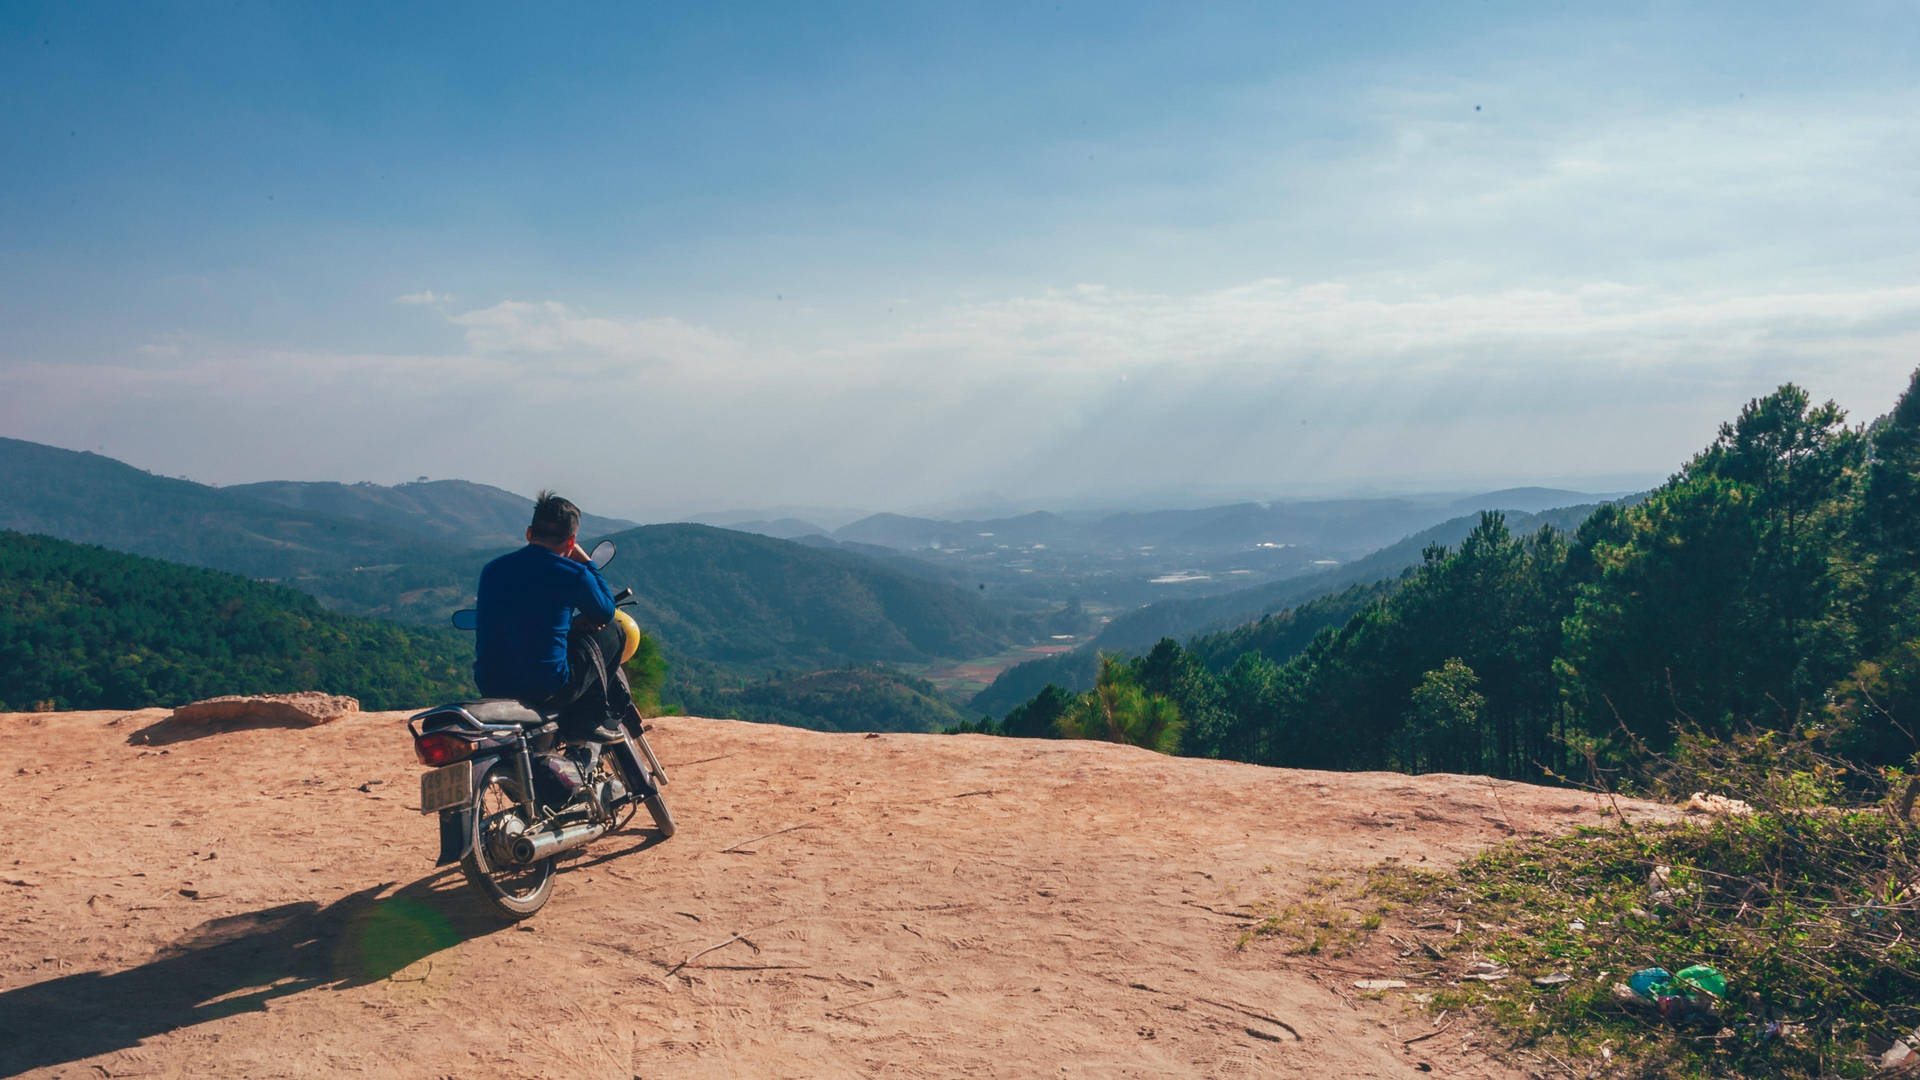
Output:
top-left (534, 619), bottom-right (631, 740)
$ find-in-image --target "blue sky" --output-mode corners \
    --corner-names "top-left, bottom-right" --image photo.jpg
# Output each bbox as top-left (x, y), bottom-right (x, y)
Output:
top-left (3, 2), bottom-right (1917, 519)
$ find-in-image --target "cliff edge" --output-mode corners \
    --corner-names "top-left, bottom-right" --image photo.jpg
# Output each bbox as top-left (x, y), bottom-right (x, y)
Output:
top-left (0, 709), bottom-right (1668, 1078)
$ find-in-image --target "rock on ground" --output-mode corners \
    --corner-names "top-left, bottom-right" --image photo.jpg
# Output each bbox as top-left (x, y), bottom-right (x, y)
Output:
top-left (170, 692), bottom-right (359, 727)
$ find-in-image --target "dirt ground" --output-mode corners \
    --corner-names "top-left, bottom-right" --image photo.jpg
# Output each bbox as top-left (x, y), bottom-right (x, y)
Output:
top-left (0, 708), bottom-right (1671, 1079)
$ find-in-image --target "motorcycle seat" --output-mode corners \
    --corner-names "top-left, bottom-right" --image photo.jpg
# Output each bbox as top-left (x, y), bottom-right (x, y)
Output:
top-left (431, 699), bottom-right (555, 727)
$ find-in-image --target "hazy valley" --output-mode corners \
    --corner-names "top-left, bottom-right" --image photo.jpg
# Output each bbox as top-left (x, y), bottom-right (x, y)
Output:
top-left (0, 434), bottom-right (1624, 733)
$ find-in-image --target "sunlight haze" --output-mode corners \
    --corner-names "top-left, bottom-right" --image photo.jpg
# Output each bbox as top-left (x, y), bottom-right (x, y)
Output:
top-left (3, 2), bottom-right (1915, 520)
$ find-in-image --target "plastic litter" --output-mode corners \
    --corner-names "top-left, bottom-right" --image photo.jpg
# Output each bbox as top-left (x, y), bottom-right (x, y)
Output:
top-left (1613, 982), bottom-right (1654, 1010)
top-left (1647, 865), bottom-right (1692, 909)
top-left (1673, 964), bottom-right (1726, 1000)
top-left (1685, 791), bottom-right (1754, 816)
top-left (1657, 994), bottom-right (1720, 1025)
top-left (1628, 968), bottom-right (1672, 998)
top-left (1623, 964), bottom-right (1726, 1028)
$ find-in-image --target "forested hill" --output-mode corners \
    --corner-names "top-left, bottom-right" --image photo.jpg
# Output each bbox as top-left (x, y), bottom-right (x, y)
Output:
top-left (0, 532), bottom-right (472, 712)
top-left (228, 478), bottom-right (638, 549)
top-left (596, 524), bottom-right (1031, 673)
top-left (684, 667), bottom-right (969, 734)
top-left (968, 504), bottom-right (1606, 717)
top-left (1182, 579), bottom-right (1400, 672)
top-left (0, 436), bottom-right (491, 622)
top-left (1091, 502), bottom-right (1607, 653)
top-left (0, 438), bottom-right (1034, 683)
top-left (0, 438), bottom-right (995, 639)
top-left (968, 579), bottom-right (1393, 719)
top-left (981, 370), bottom-right (1920, 782)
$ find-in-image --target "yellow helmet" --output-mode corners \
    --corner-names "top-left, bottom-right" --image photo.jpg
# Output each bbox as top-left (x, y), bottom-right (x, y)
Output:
top-left (612, 609), bottom-right (642, 665)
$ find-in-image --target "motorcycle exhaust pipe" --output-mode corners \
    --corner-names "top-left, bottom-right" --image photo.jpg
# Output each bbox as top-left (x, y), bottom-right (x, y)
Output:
top-left (510, 819), bottom-right (610, 864)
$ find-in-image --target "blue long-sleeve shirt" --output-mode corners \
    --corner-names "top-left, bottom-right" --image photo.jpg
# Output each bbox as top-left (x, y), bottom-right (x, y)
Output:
top-left (473, 544), bottom-right (617, 700)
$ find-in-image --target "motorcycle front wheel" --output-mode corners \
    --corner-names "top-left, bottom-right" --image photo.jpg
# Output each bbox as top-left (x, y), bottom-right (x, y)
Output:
top-left (610, 748), bottom-right (675, 838)
top-left (645, 790), bottom-right (676, 838)
top-left (460, 770), bottom-right (554, 919)
top-left (618, 726), bottom-right (676, 839)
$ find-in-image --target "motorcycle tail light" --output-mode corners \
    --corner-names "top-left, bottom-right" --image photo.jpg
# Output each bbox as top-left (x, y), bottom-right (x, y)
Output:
top-left (414, 732), bottom-right (476, 767)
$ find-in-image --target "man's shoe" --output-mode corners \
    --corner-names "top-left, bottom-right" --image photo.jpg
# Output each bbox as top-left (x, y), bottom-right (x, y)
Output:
top-left (589, 720), bottom-right (624, 742)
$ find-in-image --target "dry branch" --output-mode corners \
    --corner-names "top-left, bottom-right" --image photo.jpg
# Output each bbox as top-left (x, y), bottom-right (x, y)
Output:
top-left (688, 963), bottom-right (809, 972)
top-left (1181, 900), bottom-right (1261, 920)
top-left (718, 824), bottom-right (815, 854)
top-left (666, 934), bottom-right (750, 975)
top-left (1402, 1017), bottom-right (1455, 1045)
top-left (1197, 996), bottom-right (1301, 1038)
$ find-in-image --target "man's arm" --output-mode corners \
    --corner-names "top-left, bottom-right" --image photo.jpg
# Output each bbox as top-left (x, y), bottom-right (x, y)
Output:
top-left (573, 556), bottom-right (618, 628)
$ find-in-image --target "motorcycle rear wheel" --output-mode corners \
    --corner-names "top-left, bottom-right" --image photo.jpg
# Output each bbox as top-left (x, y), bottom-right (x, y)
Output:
top-left (460, 770), bottom-right (554, 919)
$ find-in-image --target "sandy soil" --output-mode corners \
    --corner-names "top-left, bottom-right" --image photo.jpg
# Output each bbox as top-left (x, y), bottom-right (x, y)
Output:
top-left (0, 708), bottom-right (1670, 1079)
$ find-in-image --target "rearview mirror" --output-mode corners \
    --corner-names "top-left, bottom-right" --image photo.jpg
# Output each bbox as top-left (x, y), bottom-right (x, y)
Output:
top-left (450, 609), bottom-right (478, 631)
top-left (590, 539), bottom-right (615, 569)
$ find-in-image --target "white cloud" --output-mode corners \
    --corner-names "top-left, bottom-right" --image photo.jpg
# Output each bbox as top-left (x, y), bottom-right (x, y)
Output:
top-left (828, 277), bottom-right (1920, 384)
top-left (445, 300), bottom-right (746, 372)
top-left (394, 290), bottom-right (448, 305)
top-left (12, 275), bottom-right (1915, 515)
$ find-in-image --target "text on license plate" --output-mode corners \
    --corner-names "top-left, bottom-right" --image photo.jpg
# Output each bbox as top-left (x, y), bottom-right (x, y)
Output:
top-left (420, 760), bottom-right (474, 814)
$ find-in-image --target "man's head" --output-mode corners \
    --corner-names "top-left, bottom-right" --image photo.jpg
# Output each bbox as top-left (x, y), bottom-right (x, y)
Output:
top-left (527, 490), bottom-right (581, 550)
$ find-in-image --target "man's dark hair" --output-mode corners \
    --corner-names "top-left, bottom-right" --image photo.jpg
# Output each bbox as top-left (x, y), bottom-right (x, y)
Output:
top-left (529, 490), bottom-right (581, 543)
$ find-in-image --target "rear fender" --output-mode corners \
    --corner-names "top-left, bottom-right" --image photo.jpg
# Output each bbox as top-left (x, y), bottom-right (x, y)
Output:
top-left (436, 810), bottom-right (473, 867)
top-left (434, 756), bottom-right (506, 866)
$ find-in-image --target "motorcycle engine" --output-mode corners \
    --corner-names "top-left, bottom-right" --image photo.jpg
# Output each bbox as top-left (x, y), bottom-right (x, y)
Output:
top-left (537, 753), bottom-right (587, 805)
top-left (596, 774), bottom-right (628, 807)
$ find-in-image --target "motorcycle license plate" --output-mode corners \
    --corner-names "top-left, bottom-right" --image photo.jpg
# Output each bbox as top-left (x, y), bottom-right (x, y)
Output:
top-left (419, 761), bottom-right (473, 814)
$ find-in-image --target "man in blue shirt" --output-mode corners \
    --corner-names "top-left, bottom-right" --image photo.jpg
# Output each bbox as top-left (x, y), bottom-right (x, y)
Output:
top-left (474, 491), bottom-right (627, 740)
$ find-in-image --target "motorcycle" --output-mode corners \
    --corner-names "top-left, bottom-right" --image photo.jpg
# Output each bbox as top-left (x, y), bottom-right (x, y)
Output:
top-left (410, 539), bottom-right (674, 919)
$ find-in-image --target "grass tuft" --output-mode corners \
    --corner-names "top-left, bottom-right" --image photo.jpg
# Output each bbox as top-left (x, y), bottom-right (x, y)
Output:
top-left (1377, 806), bottom-right (1920, 1079)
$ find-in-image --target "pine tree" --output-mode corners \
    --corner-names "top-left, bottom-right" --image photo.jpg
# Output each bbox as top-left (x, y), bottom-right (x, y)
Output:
top-left (1055, 655), bottom-right (1184, 754)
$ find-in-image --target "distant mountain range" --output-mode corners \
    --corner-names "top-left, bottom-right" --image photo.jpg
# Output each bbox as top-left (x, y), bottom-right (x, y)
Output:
top-left (824, 489), bottom-right (1614, 557)
top-left (592, 523), bottom-right (1029, 671)
top-left (0, 437), bottom-right (444, 585)
top-left (0, 434), bottom-right (1636, 732)
top-left (717, 517), bottom-right (830, 540)
top-left (229, 479), bottom-right (638, 549)
top-left (0, 438), bottom-right (1034, 685)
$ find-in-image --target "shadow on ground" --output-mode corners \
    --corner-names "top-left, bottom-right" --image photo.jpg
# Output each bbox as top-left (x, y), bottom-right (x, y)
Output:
top-left (0, 869), bottom-right (502, 1077)
top-left (566, 828), bottom-right (671, 870)
top-left (126, 713), bottom-right (322, 746)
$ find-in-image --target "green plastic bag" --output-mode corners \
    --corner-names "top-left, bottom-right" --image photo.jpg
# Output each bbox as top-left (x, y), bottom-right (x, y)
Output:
top-left (1673, 964), bottom-right (1727, 999)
